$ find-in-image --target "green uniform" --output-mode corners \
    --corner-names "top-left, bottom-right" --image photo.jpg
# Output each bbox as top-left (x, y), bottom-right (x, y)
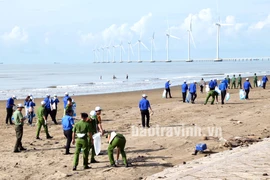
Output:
top-left (204, 90), bottom-right (219, 105)
top-left (36, 106), bottom-right (50, 138)
top-left (226, 77), bottom-right (231, 89)
top-left (108, 133), bottom-right (127, 165)
top-left (254, 75), bottom-right (258, 87)
top-left (88, 117), bottom-right (99, 161)
top-left (231, 76), bottom-right (236, 89)
top-left (73, 120), bottom-right (91, 168)
top-left (237, 76), bottom-right (242, 89)
top-left (13, 110), bottom-right (24, 151)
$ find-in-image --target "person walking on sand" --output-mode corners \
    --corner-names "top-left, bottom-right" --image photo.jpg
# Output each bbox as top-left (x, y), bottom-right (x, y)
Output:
top-left (13, 104), bottom-right (27, 153)
top-left (219, 81), bottom-right (227, 104)
top-left (237, 74), bottom-right (242, 89)
top-left (231, 75), bottom-right (236, 89)
top-left (139, 94), bottom-right (153, 128)
top-left (106, 132), bottom-right (128, 167)
top-left (28, 97), bottom-right (36, 126)
top-left (36, 101), bottom-right (53, 139)
top-left (199, 78), bottom-right (206, 93)
top-left (24, 95), bottom-right (30, 122)
top-left (65, 97), bottom-right (73, 115)
top-left (63, 92), bottom-right (70, 116)
top-left (226, 75), bottom-right (231, 89)
top-left (165, 80), bottom-right (172, 98)
top-left (44, 94), bottom-right (55, 124)
top-left (253, 73), bottom-right (258, 87)
top-left (209, 79), bottom-right (215, 91)
top-left (62, 109), bottom-right (74, 155)
top-left (72, 113), bottom-right (92, 171)
top-left (243, 78), bottom-right (252, 99)
top-left (6, 95), bottom-right (16, 125)
top-left (189, 81), bottom-right (197, 104)
top-left (262, 75), bottom-right (268, 89)
top-left (51, 94), bottom-right (59, 124)
top-left (204, 90), bottom-right (219, 105)
top-left (182, 80), bottom-right (188, 103)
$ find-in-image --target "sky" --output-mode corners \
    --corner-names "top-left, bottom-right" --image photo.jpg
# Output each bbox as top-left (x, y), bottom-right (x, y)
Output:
top-left (0, 0), bottom-right (270, 64)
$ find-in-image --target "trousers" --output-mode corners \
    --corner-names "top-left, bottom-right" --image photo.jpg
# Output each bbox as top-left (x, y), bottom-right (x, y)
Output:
top-left (140, 110), bottom-right (150, 127)
top-left (108, 135), bottom-right (127, 165)
top-left (36, 119), bottom-right (50, 138)
top-left (14, 125), bottom-right (23, 151)
top-left (6, 108), bottom-right (13, 124)
top-left (73, 138), bottom-right (89, 168)
top-left (64, 129), bottom-right (72, 153)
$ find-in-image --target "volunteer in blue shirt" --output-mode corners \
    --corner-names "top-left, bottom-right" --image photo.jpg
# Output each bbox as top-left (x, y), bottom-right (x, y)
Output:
top-left (213, 79), bottom-right (218, 88)
top-left (181, 80), bottom-right (188, 103)
top-left (62, 109), bottom-right (74, 154)
top-left (6, 95), bottom-right (16, 125)
top-left (51, 94), bottom-right (60, 124)
top-left (209, 80), bottom-right (215, 90)
top-left (28, 97), bottom-right (36, 126)
top-left (189, 81), bottom-right (197, 104)
top-left (219, 81), bottom-right (227, 104)
top-left (262, 75), bottom-right (268, 89)
top-left (165, 80), bottom-right (172, 98)
top-left (43, 94), bottom-right (54, 123)
top-left (222, 77), bottom-right (228, 89)
top-left (138, 94), bottom-right (153, 128)
top-left (243, 78), bottom-right (252, 99)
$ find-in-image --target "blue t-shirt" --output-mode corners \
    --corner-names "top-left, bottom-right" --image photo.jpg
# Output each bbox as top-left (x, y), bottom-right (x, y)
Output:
top-left (29, 101), bottom-right (36, 108)
top-left (209, 81), bottom-right (215, 89)
top-left (6, 98), bottom-right (14, 108)
top-left (62, 115), bottom-right (74, 131)
top-left (244, 81), bottom-right (252, 90)
top-left (262, 76), bottom-right (268, 83)
top-left (139, 98), bottom-right (150, 110)
top-left (219, 82), bottom-right (226, 91)
top-left (189, 83), bottom-right (196, 93)
top-left (182, 83), bottom-right (188, 93)
top-left (63, 95), bottom-right (69, 108)
top-left (165, 82), bottom-right (170, 89)
top-left (51, 98), bottom-right (60, 108)
top-left (43, 97), bottom-right (51, 109)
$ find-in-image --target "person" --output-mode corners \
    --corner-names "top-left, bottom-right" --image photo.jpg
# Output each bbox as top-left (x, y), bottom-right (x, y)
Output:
top-left (204, 90), bottom-right (219, 105)
top-left (72, 113), bottom-right (92, 171)
top-left (28, 97), bottom-right (36, 126)
top-left (51, 94), bottom-right (59, 124)
top-left (138, 94), bottom-right (153, 128)
top-left (13, 104), bottom-right (27, 153)
top-left (243, 78), bottom-right (252, 99)
top-left (219, 81), bottom-right (227, 104)
top-left (209, 80), bottom-right (215, 91)
top-left (165, 80), bottom-right (172, 98)
top-left (237, 74), bottom-right (242, 89)
top-left (63, 92), bottom-right (70, 116)
top-left (44, 94), bottom-right (54, 124)
top-left (6, 95), bottom-right (16, 125)
top-left (113, 75), bottom-right (116, 79)
top-left (24, 95), bottom-right (30, 121)
top-left (126, 74), bottom-right (128, 80)
top-left (253, 73), bottom-right (258, 87)
top-left (95, 106), bottom-right (104, 135)
top-left (62, 109), bottom-right (74, 155)
top-left (262, 75), bottom-right (268, 89)
top-left (189, 81), bottom-right (197, 104)
top-left (88, 110), bottom-right (103, 163)
top-left (231, 75), bottom-right (236, 89)
top-left (226, 75), bottom-right (231, 89)
top-left (199, 78), bottom-right (206, 93)
top-left (181, 80), bottom-right (188, 103)
top-left (36, 101), bottom-right (53, 139)
top-left (106, 132), bottom-right (128, 167)
top-left (213, 79), bottom-right (218, 88)
top-left (65, 97), bottom-right (73, 115)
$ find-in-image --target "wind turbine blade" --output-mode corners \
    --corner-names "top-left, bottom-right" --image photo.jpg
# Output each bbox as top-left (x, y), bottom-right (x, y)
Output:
top-left (141, 42), bottom-right (149, 51)
top-left (152, 32), bottom-right (155, 39)
top-left (220, 23), bottom-right (233, 26)
top-left (140, 30), bottom-right (142, 40)
top-left (121, 46), bottom-right (125, 53)
top-left (130, 44), bottom-right (135, 55)
top-left (170, 35), bottom-right (181, 40)
top-left (190, 32), bottom-right (196, 49)
top-left (133, 42), bottom-right (138, 46)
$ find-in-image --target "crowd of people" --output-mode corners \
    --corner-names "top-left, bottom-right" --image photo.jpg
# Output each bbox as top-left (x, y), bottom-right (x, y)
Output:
top-left (6, 92), bottom-right (129, 170)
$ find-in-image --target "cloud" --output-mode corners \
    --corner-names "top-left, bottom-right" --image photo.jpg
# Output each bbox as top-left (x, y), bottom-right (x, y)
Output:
top-left (79, 13), bottom-right (153, 45)
top-left (1, 26), bottom-right (28, 43)
top-left (249, 14), bottom-right (270, 30)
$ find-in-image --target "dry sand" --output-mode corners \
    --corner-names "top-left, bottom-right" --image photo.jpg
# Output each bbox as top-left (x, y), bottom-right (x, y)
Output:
top-left (0, 78), bottom-right (270, 180)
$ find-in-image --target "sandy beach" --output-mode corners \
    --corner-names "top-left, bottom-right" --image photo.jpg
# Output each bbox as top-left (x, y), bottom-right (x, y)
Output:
top-left (0, 77), bottom-right (270, 180)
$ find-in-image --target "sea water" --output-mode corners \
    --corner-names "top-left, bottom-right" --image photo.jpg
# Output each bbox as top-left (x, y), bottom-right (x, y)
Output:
top-left (0, 60), bottom-right (269, 100)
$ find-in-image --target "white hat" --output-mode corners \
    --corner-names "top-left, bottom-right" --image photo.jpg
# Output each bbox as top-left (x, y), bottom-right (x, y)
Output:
top-left (246, 78), bottom-right (249, 80)
top-left (95, 106), bottom-right (102, 111)
top-left (30, 96), bottom-right (33, 100)
top-left (142, 94), bottom-right (147, 98)
top-left (65, 92), bottom-right (69, 95)
top-left (17, 104), bottom-right (24, 108)
top-left (41, 101), bottom-right (46, 105)
top-left (12, 95), bottom-right (17, 99)
top-left (54, 94), bottom-right (57, 97)
top-left (46, 94), bottom-right (50, 97)
top-left (90, 110), bottom-right (96, 117)
top-left (184, 80), bottom-right (186, 83)
top-left (28, 94), bottom-right (32, 96)
top-left (193, 80), bottom-right (196, 83)
top-left (167, 80), bottom-right (170, 82)
top-left (109, 131), bottom-right (117, 144)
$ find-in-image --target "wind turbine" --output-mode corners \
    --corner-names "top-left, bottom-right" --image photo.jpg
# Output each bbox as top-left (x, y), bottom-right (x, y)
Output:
top-left (166, 20), bottom-right (181, 62)
top-left (127, 42), bottom-right (134, 63)
top-left (215, 17), bottom-right (232, 62)
top-left (119, 41), bottom-right (125, 63)
top-left (187, 16), bottom-right (196, 62)
top-left (150, 32), bottom-right (156, 62)
top-left (112, 44), bottom-right (118, 63)
top-left (101, 47), bottom-right (105, 63)
top-left (106, 45), bottom-right (111, 63)
top-left (92, 49), bottom-right (96, 63)
top-left (96, 48), bottom-right (100, 63)
top-left (134, 33), bottom-right (149, 63)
